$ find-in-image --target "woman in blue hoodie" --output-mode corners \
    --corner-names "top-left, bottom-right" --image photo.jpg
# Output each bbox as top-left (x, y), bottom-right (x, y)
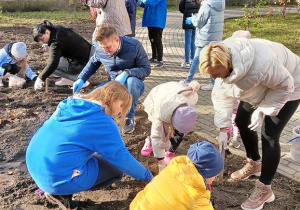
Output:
top-left (26, 81), bottom-right (153, 210)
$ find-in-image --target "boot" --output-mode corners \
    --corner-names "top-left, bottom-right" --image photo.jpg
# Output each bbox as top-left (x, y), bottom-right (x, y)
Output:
top-left (231, 158), bottom-right (261, 180)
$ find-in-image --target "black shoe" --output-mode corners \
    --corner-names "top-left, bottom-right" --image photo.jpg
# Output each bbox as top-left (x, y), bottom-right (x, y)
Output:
top-left (148, 58), bottom-right (157, 63)
top-left (45, 193), bottom-right (78, 210)
top-left (153, 61), bottom-right (163, 68)
top-left (122, 119), bottom-right (135, 134)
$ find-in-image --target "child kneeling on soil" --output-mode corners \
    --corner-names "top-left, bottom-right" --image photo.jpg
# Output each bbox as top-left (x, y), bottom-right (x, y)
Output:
top-left (0, 42), bottom-right (37, 87)
top-left (26, 81), bottom-right (152, 210)
top-left (141, 81), bottom-right (200, 171)
top-left (131, 140), bottom-right (224, 209)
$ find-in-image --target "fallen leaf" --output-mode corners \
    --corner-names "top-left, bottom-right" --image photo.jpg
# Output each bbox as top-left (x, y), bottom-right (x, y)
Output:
top-left (7, 171), bottom-right (14, 175)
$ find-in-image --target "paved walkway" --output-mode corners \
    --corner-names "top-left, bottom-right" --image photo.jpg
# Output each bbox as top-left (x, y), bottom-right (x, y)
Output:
top-left (135, 8), bottom-right (300, 182)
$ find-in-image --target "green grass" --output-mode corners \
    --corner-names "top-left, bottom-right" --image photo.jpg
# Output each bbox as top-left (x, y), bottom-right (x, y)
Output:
top-left (0, 6), bottom-right (178, 27)
top-left (224, 13), bottom-right (300, 55)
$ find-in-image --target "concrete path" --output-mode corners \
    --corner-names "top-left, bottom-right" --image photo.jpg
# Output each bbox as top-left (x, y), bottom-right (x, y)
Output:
top-left (135, 7), bottom-right (300, 182)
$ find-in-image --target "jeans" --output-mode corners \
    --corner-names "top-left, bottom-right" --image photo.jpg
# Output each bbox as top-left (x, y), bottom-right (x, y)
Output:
top-left (90, 155), bottom-right (123, 190)
top-left (125, 77), bottom-right (144, 119)
top-left (235, 100), bottom-right (300, 185)
top-left (184, 29), bottom-right (196, 63)
top-left (186, 47), bottom-right (201, 82)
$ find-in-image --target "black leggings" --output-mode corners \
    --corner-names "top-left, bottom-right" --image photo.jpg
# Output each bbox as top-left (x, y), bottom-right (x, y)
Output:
top-left (235, 100), bottom-right (300, 185)
top-left (147, 27), bottom-right (163, 61)
top-left (169, 129), bottom-right (184, 153)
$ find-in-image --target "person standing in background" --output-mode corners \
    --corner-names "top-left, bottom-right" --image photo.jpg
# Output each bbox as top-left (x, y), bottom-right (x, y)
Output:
top-left (179, 0), bottom-right (200, 69)
top-left (137, 0), bottom-right (167, 68)
top-left (125, 0), bottom-right (138, 37)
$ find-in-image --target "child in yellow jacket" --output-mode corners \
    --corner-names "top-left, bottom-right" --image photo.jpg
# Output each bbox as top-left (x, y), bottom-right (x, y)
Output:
top-left (130, 140), bottom-right (224, 210)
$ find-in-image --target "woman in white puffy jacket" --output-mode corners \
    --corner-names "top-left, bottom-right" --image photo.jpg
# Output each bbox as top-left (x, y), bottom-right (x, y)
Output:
top-left (141, 81), bottom-right (199, 171)
top-left (199, 37), bottom-right (300, 210)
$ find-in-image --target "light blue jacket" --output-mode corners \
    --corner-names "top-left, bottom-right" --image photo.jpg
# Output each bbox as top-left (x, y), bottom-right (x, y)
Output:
top-left (192, 0), bottom-right (225, 47)
top-left (0, 48), bottom-right (37, 80)
top-left (140, 0), bottom-right (167, 29)
top-left (26, 97), bottom-right (152, 195)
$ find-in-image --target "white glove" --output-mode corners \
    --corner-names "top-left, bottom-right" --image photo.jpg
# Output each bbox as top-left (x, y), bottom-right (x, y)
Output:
top-left (248, 108), bottom-right (265, 131)
top-left (218, 131), bottom-right (228, 151)
top-left (34, 77), bottom-right (44, 91)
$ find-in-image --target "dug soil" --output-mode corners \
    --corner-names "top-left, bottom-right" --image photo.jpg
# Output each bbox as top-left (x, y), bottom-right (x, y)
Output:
top-left (0, 21), bottom-right (299, 210)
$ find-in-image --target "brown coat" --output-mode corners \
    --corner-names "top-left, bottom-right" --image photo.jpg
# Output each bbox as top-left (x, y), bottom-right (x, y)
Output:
top-left (90, 0), bottom-right (132, 36)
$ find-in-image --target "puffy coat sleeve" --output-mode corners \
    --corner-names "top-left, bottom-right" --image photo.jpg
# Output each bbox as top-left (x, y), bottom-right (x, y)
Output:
top-left (192, 4), bottom-right (209, 29)
top-left (150, 119), bottom-right (170, 158)
top-left (257, 59), bottom-right (294, 116)
top-left (212, 78), bottom-right (235, 128)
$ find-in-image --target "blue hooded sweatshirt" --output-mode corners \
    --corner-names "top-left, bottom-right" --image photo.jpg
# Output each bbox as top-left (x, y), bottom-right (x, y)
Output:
top-left (140, 0), bottom-right (167, 29)
top-left (26, 97), bottom-right (152, 195)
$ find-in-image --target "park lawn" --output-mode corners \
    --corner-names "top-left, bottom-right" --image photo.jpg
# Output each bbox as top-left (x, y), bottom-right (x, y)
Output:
top-left (224, 13), bottom-right (300, 55)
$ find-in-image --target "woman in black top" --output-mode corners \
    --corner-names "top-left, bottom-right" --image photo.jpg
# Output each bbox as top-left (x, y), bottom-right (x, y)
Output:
top-left (33, 20), bottom-right (91, 90)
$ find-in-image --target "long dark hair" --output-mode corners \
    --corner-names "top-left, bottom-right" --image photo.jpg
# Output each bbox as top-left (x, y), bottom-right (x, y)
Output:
top-left (33, 20), bottom-right (55, 42)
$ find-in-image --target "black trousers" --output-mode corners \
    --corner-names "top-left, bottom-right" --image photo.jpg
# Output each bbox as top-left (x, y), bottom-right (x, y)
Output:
top-left (2, 63), bottom-right (20, 75)
top-left (235, 100), bottom-right (300, 185)
top-left (147, 27), bottom-right (163, 61)
top-left (169, 129), bottom-right (184, 153)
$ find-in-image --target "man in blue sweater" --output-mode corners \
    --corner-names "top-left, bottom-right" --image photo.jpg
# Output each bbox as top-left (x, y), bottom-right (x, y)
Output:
top-left (73, 24), bottom-right (151, 134)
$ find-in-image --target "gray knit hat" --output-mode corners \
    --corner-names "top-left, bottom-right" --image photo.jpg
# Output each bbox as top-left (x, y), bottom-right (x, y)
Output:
top-left (11, 42), bottom-right (27, 59)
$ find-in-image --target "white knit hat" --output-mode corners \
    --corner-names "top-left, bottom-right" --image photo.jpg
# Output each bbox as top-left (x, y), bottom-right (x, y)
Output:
top-left (11, 42), bottom-right (27, 59)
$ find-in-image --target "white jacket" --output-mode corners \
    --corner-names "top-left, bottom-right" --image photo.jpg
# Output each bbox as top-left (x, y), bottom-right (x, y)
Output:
top-left (212, 37), bottom-right (300, 128)
top-left (143, 81), bottom-right (200, 157)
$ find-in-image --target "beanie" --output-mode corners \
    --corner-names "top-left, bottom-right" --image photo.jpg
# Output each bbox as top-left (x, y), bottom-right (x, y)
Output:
top-left (172, 106), bottom-right (198, 134)
top-left (11, 42), bottom-right (27, 59)
top-left (187, 140), bottom-right (224, 178)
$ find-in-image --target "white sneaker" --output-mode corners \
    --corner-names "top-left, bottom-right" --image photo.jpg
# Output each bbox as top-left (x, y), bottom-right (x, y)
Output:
top-left (55, 78), bottom-right (74, 86)
top-left (181, 62), bottom-right (191, 69)
top-left (200, 84), bottom-right (214, 91)
top-left (82, 81), bottom-right (90, 88)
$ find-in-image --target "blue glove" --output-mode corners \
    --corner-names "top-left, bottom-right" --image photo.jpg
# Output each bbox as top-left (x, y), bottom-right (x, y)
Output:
top-left (185, 17), bottom-right (192, 25)
top-left (137, 0), bottom-right (142, 5)
top-left (115, 72), bottom-right (128, 84)
top-left (73, 79), bottom-right (84, 94)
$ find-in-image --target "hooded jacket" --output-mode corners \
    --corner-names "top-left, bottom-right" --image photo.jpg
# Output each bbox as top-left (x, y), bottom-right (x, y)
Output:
top-left (212, 37), bottom-right (300, 128)
top-left (26, 97), bottom-right (152, 195)
top-left (192, 0), bottom-right (225, 47)
top-left (143, 81), bottom-right (200, 158)
top-left (179, 0), bottom-right (200, 30)
top-left (140, 0), bottom-right (167, 29)
top-left (39, 26), bottom-right (91, 81)
top-left (130, 156), bottom-right (213, 210)
top-left (0, 43), bottom-right (37, 80)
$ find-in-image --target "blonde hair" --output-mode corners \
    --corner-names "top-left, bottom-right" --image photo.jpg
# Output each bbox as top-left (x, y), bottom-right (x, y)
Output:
top-left (82, 81), bottom-right (132, 125)
top-left (199, 42), bottom-right (232, 77)
top-left (12, 56), bottom-right (27, 78)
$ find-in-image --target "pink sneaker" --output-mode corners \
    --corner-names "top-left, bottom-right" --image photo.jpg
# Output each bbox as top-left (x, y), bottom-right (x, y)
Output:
top-left (164, 151), bottom-right (175, 165)
top-left (141, 136), bottom-right (152, 157)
